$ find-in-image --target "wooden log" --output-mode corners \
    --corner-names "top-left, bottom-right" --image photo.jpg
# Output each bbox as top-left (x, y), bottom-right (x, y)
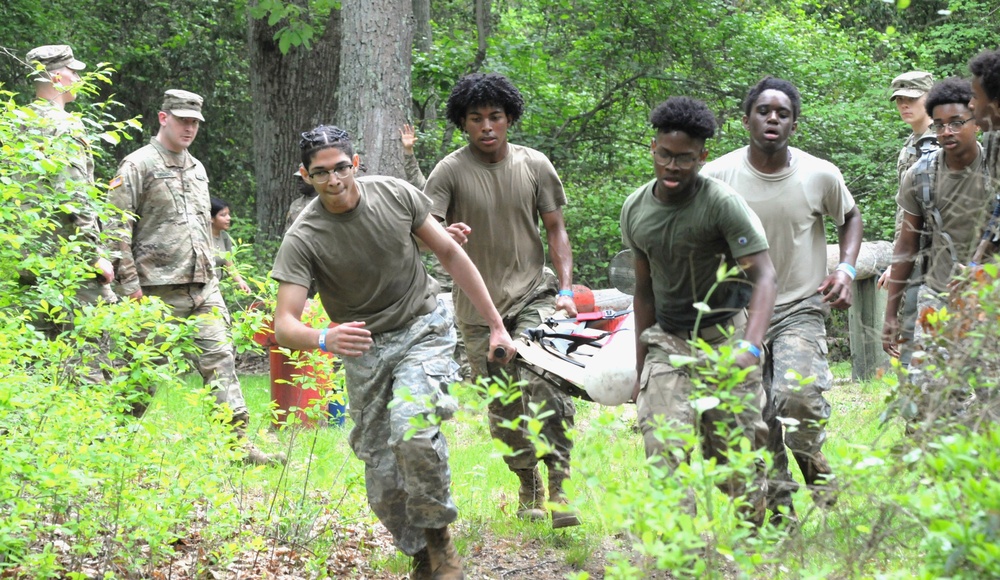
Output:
top-left (826, 240), bottom-right (893, 280)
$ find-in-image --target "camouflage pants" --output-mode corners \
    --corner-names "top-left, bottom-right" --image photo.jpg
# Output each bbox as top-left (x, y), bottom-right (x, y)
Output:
top-left (762, 294), bottom-right (834, 512)
top-left (34, 278), bottom-right (118, 387)
top-left (460, 293), bottom-right (576, 474)
top-left (341, 300), bottom-right (461, 556)
top-left (142, 278), bottom-right (248, 416)
top-left (636, 317), bottom-right (768, 522)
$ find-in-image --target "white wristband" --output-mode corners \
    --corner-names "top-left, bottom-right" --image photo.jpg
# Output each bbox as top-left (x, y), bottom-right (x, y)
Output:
top-left (318, 327), bottom-right (329, 352)
top-left (835, 262), bottom-right (857, 280)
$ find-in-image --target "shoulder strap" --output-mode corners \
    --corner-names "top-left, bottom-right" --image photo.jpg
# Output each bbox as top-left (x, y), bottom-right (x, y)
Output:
top-left (915, 150), bottom-right (959, 265)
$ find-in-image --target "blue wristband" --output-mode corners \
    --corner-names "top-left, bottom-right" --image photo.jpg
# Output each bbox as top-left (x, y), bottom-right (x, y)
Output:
top-left (557, 289), bottom-right (574, 297)
top-left (318, 327), bottom-right (329, 352)
top-left (835, 262), bottom-right (857, 280)
top-left (737, 340), bottom-right (762, 359)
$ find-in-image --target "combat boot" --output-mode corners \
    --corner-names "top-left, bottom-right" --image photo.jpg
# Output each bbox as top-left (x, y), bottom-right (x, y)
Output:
top-left (514, 467), bottom-right (546, 521)
top-left (410, 547), bottom-right (432, 580)
top-left (424, 526), bottom-right (465, 579)
top-left (547, 467), bottom-right (581, 529)
top-left (231, 412), bottom-right (287, 467)
top-left (795, 451), bottom-right (837, 508)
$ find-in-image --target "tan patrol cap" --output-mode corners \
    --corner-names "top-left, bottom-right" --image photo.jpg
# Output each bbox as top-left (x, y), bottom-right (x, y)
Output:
top-left (26, 45), bottom-right (86, 74)
top-left (890, 71), bottom-right (934, 101)
top-left (161, 89), bottom-right (205, 122)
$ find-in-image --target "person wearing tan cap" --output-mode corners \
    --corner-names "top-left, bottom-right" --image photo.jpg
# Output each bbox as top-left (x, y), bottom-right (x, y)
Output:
top-left (878, 71), bottom-right (937, 367)
top-left (20, 44), bottom-right (117, 383)
top-left (106, 90), bottom-right (284, 466)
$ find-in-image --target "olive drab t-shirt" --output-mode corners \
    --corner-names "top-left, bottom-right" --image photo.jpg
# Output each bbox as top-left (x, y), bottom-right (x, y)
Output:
top-left (702, 146), bottom-right (855, 306)
top-left (271, 176), bottom-right (439, 335)
top-left (619, 176), bottom-right (769, 333)
top-left (424, 144), bottom-right (566, 325)
top-left (897, 147), bottom-right (990, 293)
top-left (212, 230), bottom-right (234, 281)
top-left (108, 138), bottom-right (216, 296)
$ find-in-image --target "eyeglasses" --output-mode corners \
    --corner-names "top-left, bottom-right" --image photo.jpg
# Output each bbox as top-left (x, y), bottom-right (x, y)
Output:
top-left (652, 150), bottom-right (699, 169)
top-left (929, 118), bottom-right (975, 134)
top-left (309, 164), bottom-right (354, 183)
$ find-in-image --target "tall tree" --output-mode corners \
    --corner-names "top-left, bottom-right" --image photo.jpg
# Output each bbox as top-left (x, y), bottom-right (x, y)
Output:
top-left (335, 0), bottom-right (414, 177)
top-left (248, 0), bottom-right (342, 242)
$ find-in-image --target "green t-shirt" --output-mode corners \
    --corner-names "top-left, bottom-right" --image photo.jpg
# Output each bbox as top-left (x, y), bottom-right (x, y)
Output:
top-left (897, 147), bottom-right (990, 293)
top-left (620, 176), bottom-right (769, 333)
top-left (271, 176), bottom-right (438, 334)
top-left (424, 144), bottom-right (566, 324)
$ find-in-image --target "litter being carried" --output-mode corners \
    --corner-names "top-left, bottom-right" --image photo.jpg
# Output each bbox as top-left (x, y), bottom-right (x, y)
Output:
top-left (515, 308), bottom-right (637, 406)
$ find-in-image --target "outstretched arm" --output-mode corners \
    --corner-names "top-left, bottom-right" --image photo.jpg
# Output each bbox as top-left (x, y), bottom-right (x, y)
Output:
top-left (736, 250), bottom-right (777, 369)
top-left (274, 282), bottom-right (372, 356)
top-left (415, 215), bottom-right (516, 363)
top-left (541, 208), bottom-right (577, 317)
top-left (817, 205), bottom-right (863, 309)
top-left (882, 211), bottom-right (922, 358)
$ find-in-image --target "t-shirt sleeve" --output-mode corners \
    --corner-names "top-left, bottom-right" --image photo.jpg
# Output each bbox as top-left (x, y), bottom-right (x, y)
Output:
top-left (896, 164), bottom-right (922, 217)
top-left (394, 178), bottom-right (432, 231)
top-left (271, 236), bottom-right (314, 289)
top-left (717, 194), bottom-right (769, 258)
top-left (820, 165), bottom-right (856, 226)
top-left (534, 154), bottom-right (566, 214)
top-left (423, 161), bottom-right (452, 221)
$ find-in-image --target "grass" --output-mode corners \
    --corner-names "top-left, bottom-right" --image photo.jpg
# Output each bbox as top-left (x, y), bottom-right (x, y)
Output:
top-left (137, 358), bottom-right (924, 578)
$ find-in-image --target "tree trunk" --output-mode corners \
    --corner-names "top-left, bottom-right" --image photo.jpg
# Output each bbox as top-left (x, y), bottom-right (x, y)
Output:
top-left (248, 1), bottom-right (341, 242)
top-left (336, 0), bottom-right (413, 179)
top-left (411, 0), bottom-right (436, 125)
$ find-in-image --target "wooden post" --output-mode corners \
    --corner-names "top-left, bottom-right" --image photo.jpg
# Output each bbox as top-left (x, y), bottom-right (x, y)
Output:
top-left (827, 241), bottom-right (893, 380)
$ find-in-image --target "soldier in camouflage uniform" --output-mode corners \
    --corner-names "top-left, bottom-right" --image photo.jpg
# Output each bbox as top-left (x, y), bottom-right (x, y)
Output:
top-left (877, 71), bottom-right (936, 367)
top-left (703, 78), bottom-right (863, 524)
top-left (22, 45), bottom-right (117, 383)
top-left (272, 125), bottom-right (515, 580)
top-left (107, 90), bottom-right (283, 466)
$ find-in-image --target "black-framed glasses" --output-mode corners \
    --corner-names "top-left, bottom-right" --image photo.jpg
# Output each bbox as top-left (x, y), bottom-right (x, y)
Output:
top-left (930, 118), bottom-right (975, 134)
top-left (309, 164), bottom-right (354, 183)
top-left (652, 150), bottom-right (699, 169)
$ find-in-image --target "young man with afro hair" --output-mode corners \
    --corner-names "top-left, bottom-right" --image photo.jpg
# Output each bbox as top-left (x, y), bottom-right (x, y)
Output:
top-left (620, 95), bottom-right (777, 527)
top-left (423, 73), bottom-right (581, 528)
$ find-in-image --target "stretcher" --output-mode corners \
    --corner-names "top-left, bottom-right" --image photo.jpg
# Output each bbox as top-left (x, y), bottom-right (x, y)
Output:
top-left (514, 308), bottom-right (637, 406)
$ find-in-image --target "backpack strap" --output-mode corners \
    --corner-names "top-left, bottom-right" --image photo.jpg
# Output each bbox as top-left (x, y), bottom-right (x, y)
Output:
top-left (914, 150), bottom-right (959, 266)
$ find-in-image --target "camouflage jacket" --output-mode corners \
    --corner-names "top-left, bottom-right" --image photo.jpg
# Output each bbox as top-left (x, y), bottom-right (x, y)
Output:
top-left (20, 101), bottom-right (103, 281)
top-left (108, 138), bottom-right (215, 295)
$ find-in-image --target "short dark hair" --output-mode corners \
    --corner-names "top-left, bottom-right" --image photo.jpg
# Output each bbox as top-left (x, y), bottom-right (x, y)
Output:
top-left (969, 48), bottom-right (1000, 103)
top-left (743, 76), bottom-right (802, 120)
top-left (299, 125), bottom-right (354, 169)
top-left (649, 97), bottom-right (716, 141)
top-left (445, 73), bottom-right (525, 128)
top-left (210, 197), bottom-right (229, 218)
top-left (924, 77), bottom-right (974, 116)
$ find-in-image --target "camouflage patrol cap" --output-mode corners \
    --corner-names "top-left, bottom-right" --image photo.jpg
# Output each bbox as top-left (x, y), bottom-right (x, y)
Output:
top-left (890, 71), bottom-right (934, 101)
top-left (161, 89), bottom-right (205, 122)
top-left (26, 45), bottom-right (86, 74)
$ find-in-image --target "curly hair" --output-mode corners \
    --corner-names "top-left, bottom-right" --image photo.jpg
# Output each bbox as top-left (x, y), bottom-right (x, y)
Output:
top-left (649, 97), bottom-right (716, 141)
top-left (743, 76), bottom-right (801, 120)
top-left (299, 124), bottom-right (354, 169)
top-left (969, 48), bottom-right (1000, 103)
top-left (445, 73), bottom-right (525, 128)
top-left (924, 77), bottom-right (974, 117)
